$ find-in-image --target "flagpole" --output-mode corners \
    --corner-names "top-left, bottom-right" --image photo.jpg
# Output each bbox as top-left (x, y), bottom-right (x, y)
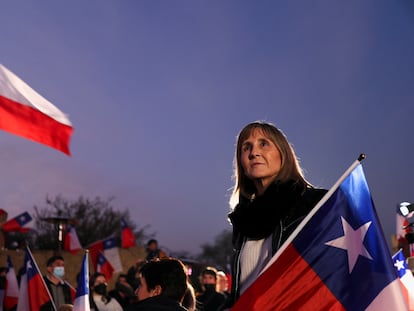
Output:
top-left (261, 153), bottom-right (366, 273)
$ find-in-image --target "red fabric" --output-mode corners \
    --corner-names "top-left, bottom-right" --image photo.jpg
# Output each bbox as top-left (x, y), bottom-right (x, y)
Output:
top-left (231, 244), bottom-right (344, 311)
top-left (88, 240), bottom-right (104, 270)
top-left (0, 95), bottom-right (72, 155)
top-left (28, 273), bottom-right (51, 311)
top-left (63, 226), bottom-right (82, 254)
top-left (97, 252), bottom-right (114, 281)
top-left (121, 226), bottom-right (135, 248)
top-left (2, 212), bottom-right (32, 232)
top-left (4, 257), bottom-right (19, 311)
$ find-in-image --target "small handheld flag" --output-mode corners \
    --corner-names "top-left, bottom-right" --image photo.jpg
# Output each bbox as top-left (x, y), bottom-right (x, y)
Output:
top-left (2, 212), bottom-right (32, 232)
top-left (16, 247), bottom-right (55, 311)
top-left (392, 249), bottom-right (414, 310)
top-left (73, 251), bottom-right (90, 311)
top-left (97, 251), bottom-right (114, 281)
top-left (121, 218), bottom-right (136, 248)
top-left (4, 256), bottom-right (19, 311)
top-left (64, 225), bottom-right (82, 254)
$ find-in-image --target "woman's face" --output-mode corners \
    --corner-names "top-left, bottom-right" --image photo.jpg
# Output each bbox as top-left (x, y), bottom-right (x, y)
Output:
top-left (93, 275), bottom-right (107, 287)
top-left (240, 128), bottom-right (282, 194)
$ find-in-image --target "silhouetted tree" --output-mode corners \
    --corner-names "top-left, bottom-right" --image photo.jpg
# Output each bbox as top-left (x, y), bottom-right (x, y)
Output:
top-left (28, 195), bottom-right (153, 250)
top-left (197, 229), bottom-right (233, 272)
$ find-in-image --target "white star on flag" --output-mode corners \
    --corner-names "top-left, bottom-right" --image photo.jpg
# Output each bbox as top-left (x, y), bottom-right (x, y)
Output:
top-left (26, 260), bottom-right (32, 271)
top-left (394, 259), bottom-right (405, 271)
top-left (325, 216), bottom-right (373, 273)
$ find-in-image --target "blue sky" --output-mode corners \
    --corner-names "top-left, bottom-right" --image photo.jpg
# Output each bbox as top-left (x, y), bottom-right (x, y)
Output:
top-left (1, 1), bottom-right (413, 254)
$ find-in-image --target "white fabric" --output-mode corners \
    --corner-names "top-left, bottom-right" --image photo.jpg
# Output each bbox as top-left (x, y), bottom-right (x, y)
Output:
top-left (0, 64), bottom-right (71, 125)
top-left (93, 296), bottom-right (123, 311)
top-left (239, 236), bottom-right (272, 294)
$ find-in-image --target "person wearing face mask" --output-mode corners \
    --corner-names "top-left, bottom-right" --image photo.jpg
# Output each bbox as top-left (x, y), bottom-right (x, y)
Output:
top-left (90, 272), bottom-right (123, 311)
top-left (196, 267), bottom-right (226, 311)
top-left (42, 255), bottom-right (73, 310)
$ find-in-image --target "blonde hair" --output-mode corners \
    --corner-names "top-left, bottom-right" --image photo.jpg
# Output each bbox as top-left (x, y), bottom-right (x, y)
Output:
top-left (230, 121), bottom-right (311, 208)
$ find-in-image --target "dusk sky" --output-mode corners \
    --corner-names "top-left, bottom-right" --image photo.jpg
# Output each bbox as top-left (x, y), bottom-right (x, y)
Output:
top-left (1, 1), bottom-right (413, 255)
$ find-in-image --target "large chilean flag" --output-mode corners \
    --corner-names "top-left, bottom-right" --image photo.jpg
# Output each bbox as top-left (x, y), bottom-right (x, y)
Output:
top-left (231, 161), bottom-right (408, 311)
top-left (0, 64), bottom-right (73, 155)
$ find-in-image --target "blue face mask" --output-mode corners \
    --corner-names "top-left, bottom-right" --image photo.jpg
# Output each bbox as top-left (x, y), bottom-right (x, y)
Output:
top-left (53, 266), bottom-right (65, 279)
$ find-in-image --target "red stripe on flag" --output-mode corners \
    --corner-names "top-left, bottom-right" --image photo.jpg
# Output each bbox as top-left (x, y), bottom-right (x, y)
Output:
top-left (231, 244), bottom-right (345, 311)
top-left (28, 273), bottom-right (51, 311)
top-left (0, 95), bottom-right (73, 155)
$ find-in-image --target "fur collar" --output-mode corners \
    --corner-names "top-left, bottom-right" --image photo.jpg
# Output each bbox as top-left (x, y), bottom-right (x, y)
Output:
top-left (228, 180), bottom-right (305, 240)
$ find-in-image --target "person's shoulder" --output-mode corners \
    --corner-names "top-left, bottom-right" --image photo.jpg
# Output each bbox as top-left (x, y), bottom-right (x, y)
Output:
top-left (303, 187), bottom-right (328, 202)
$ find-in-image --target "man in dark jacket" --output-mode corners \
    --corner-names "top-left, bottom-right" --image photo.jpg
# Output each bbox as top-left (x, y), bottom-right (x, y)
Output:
top-left (42, 255), bottom-right (73, 310)
top-left (197, 267), bottom-right (226, 311)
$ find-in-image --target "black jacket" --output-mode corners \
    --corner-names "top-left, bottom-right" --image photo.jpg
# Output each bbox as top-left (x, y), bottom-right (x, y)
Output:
top-left (227, 182), bottom-right (327, 307)
top-left (41, 276), bottom-right (73, 311)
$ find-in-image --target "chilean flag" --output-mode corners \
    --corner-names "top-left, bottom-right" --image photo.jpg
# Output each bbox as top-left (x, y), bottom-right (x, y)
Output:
top-left (121, 218), bottom-right (135, 248)
top-left (73, 252), bottom-right (90, 311)
top-left (97, 251), bottom-right (114, 281)
top-left (4, 256), bottom-right (19, 311)
top-left (16, 247), bottom-right (54, 311)
top-left (64, 225), bottom-right (82, 254)
top-left (231, 162), bottom-right (408, 311)
top-left (89, 237), bottom-right (122, 272)
top-left (392, 249), bottom-right (414, 310)
top-left (0, 64), bottom-right (73, 155)
top-left (2, 212), bottom-right (32, 232)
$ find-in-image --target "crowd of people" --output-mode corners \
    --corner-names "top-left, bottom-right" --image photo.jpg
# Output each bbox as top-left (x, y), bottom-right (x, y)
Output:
top-left (0, 238), bottom-right (231, 311)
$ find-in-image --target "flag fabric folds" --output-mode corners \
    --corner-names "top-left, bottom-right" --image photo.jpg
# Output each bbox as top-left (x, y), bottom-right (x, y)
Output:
top-left (392, 249), bottom-right (414, 310)
top-left (121, 218), bottom-right (135, 248)
top-left (2, 212), bottom-right (32, 232)
top-left (231, 162), bottom-right (407, 311)
top-left (89, 237), bottom-right (122, 272)
top-left (4, 256), bottom-right (19, 311)
top-left (16, 247), bottom-right (54, 311)
top-left (64, 225), bottom-right (82, 254)
top-left (73, 252), bottom-right (90, 311)
top-left (0, 64), bottom-right (73, 155)
top-left (97, 251), bottom-right (114, 281)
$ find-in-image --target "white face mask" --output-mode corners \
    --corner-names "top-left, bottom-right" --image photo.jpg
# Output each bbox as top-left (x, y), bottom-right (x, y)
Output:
top-left (53, 266), bottom-right (65, 279)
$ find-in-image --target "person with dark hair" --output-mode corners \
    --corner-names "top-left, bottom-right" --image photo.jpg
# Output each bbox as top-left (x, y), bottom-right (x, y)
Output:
top-left (196, 267), bottom-right (225, 311)
top-left (127, 258), bottom-right (188, 311)
top-left (108, 273), bottom-right (136, 310)
top-left (90, 272), bottom-right (123, 311)
top-left (226, 121), bottom-right (327, 306)
top-left (145, 239), bottom-right (167, 261)
top-left (43, 255), bottom-right (73, 309)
